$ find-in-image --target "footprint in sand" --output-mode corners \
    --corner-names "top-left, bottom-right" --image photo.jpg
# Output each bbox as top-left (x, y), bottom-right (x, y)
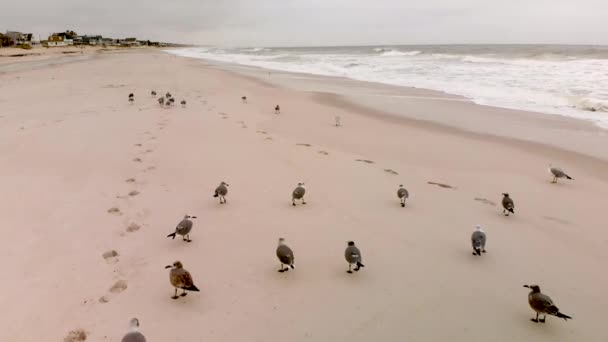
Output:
top-left (134, 144), bottom-right (142, 147)
top-left (63, 329), bottom-right (87, 342)
top-left (149, 136), bottom-right (157, 140)
top-left (265, 137), bottom-right (274, 141)
top-left (125, 178), bottom-right (136, 183)
top-left (126, 223), bottom-right (141, 232)
top-left (474, 197), bottom-right (497, 206)
top-left (355, 159), bottom-right (375, 164)
top-left (99, 280), bottom-right (128, 304)
top-left (128, 190), bottom-right (140, 197)
top-left (102, 250), bottom-right (119, 264)
top-left (107, 207), bottom-right (121, 215)
top-left (146, 166), bottom-right (156, 171)
top-left (384, 169), bottom-right (399, 175)
top-left (296, 143), bottom-right (312, 147)
top-left (133, 158), bottom-right (142, 163)
top-left (318, 151), bottom-right (329, 155)
top-left (542, 216), bottom-right (571, 225)
top-left (256, 130), bottom-right (267, 135)
top-left (145, 149), bottom-right (153, 153)
top-left (428, 181), bottom-right (455, 189)
top-left (109, 280), bottom-right (128, 293)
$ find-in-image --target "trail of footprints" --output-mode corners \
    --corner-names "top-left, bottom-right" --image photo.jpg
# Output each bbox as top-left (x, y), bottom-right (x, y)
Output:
top-left (99, 114), bottom-right (167, 306)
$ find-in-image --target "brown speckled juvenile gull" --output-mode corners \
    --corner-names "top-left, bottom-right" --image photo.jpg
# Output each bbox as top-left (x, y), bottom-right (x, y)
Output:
top-left (523, 285), bottom-right (572, 323)
top-left (165, 261), bottom-right (200, 299)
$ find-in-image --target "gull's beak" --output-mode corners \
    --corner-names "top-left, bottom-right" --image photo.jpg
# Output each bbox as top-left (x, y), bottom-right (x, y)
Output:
top-left (165, 265), bottom-right (172, 269)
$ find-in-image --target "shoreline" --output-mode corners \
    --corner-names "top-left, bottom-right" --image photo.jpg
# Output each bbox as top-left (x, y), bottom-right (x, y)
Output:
top-left (172, 54), bottom-right (608, 165)
top-left (164, 48), bottom-right (608, 129)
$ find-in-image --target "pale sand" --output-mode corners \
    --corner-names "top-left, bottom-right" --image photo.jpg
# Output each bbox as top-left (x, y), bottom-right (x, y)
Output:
top-left (0, 50), bottom-right (606, 341)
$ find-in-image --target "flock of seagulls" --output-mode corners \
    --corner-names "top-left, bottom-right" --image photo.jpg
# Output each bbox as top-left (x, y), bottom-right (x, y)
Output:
top-left (118, 94), bottom-right (579, 340)
top-left (127, 90), bottom-right (186, 108)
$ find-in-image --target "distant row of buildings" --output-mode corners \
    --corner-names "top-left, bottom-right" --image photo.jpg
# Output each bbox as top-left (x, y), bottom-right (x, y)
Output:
top-left (0, 30), bottom-right (168, 48)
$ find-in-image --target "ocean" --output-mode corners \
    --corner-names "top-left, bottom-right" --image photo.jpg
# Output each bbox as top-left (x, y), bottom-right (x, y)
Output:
top-left (168, 45), bottom-right (608, 128)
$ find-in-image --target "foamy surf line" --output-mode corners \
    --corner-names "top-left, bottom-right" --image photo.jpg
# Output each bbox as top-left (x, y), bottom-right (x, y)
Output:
top-left (166, 46), bottom-right (608, 129)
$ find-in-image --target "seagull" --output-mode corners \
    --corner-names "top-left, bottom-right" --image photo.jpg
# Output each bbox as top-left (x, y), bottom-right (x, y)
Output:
top-left (165, 92), bottom-right (172, 99)
top-left (165, 261), bottom-right (200, 299)
top-left (523, 285), bottom-right (572, 323)
top-left (166, 215), bottom-right (197, 242)
top-left (158, 97), bottom-right (165, 106)
top-left (151, 90), bottom-right (157, 96)
top-left (345, 241), bottom-right (365, 273)
top-left (241, 96), bottom-right (247, 103)
top-left (502, 193), bottom-right (514, 216)
top-left (181, 100), bottom-right (187, 107)
top-left (397, 185), bottom-right (409, 207)
top-left (471, 225), bottom-right (486, 256)
top-left (213, 182), bottom-right (229, 204)
top-left (128, 93), bottom-right (134, 103)
top-left (276, 238), bottom-right (295, 272)
top-left (121, 318), bottom-right (146, 342)
top-left (292, 182), bottom-right (306, 206)
top-left (275, 105), bottom-right (281, 114)
top-left (548, 164), bottom-right (574, 183)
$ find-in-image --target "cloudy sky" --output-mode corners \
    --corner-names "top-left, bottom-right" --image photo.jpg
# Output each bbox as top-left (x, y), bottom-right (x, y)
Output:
top-left (3, 0), bottom-right (607, 46)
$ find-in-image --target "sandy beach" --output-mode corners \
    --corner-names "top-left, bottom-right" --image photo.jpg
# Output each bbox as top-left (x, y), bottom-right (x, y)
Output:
top-left (1, 48), bottom-right (607, 341)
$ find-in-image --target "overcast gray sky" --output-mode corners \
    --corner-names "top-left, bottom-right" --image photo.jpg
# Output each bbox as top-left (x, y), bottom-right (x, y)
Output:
top-left (3, 0), bottom-right (607, 46)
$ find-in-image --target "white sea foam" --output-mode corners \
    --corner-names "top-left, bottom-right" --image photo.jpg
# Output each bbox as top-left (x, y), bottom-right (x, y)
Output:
top-left (380, 50), bottom-right (421, 57)
top-left (167, 46), bottom-right (608, 128)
